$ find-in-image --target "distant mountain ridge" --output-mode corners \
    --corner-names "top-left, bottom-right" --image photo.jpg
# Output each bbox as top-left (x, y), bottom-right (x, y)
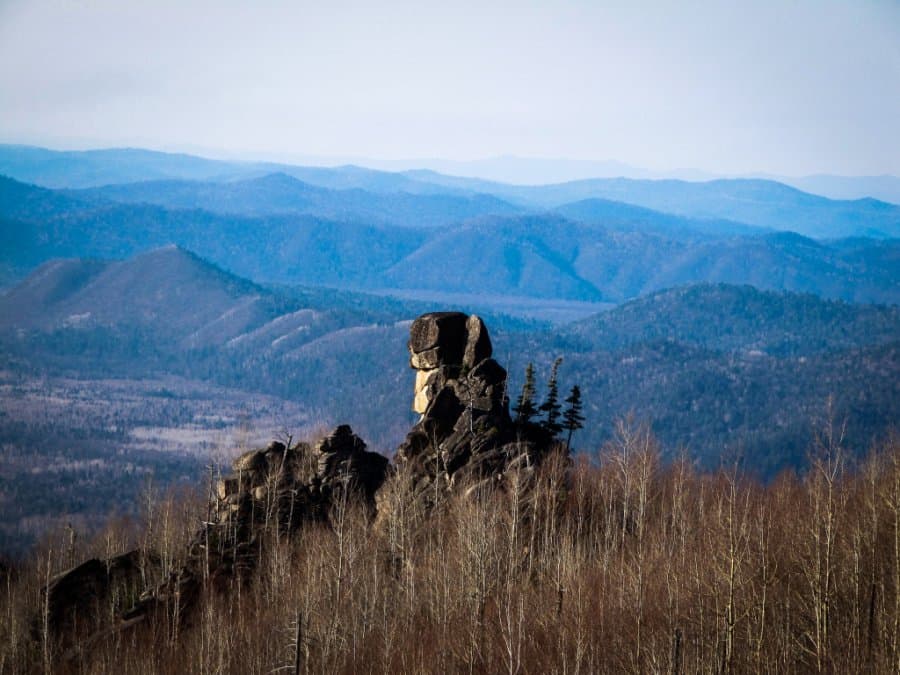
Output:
top-left (381, 215), bottom-right (899, 304)
top-left (0, 174), bottom-right (433, 287)
top-left (411, 174), bottom-right (900, 239)
top-left (553, 198), bottom-right (766, 238)
top-left (5, 144), bottom-right (899, 204)
top-left (0, 246), bottom-right (528, 358)
top-left (0, 145), bottom-right (246, 187)
top-left (8, 247), bottom-right (896, 358)
top-left (68, 172), bottom-right (523, 227)
top-left (0, 246), bottom-right (289, 348)
top-left (2, 175), bottom-right (897, 307)
top-left (2, 145), bottom-right (900, 239)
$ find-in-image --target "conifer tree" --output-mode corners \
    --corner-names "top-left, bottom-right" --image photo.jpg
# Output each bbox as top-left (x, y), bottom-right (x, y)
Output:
top-left (540, 357), bottom-right (564, 436)
top-left (513, 362), bottom-right (537, 424)
top-left (562, 384), bottom-right (585, 450)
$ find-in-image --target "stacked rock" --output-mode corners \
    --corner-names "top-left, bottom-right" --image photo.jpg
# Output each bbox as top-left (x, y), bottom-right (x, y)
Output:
top-left (396, 312), bottom-right (555, 492)
top-left (215, 427), bottom-right (388, 527)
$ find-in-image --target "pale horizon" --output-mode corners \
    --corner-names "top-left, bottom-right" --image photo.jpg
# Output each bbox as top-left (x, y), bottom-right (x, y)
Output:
top-left (5, 140), bottom-right (900, 186)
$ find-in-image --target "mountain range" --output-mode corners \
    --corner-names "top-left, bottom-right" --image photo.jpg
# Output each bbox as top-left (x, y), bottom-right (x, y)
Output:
top-left (4, 144), bottom-right (900, 204)
top-left (3, 145), bottom-right (900, 237)
top-left (2, 172), bottom-right (898, 308)
top-left (2, 246), bottom-right (897, 474)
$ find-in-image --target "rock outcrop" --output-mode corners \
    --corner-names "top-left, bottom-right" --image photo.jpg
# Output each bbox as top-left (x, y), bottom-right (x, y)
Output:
top-left (43, 550), bottom-right (158, 642)
top-left (395, 312), bottom-right (557, 495)
top-left (49, 311), bottom-right (564, 655)
top-left (121, 426), bottom-right (388, 627)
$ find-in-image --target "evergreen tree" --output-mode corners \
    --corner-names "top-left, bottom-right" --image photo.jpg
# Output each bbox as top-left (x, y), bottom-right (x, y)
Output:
top-left (562, 384), bottom-right (585, 450)
top-left (513, 363), bottom-right (538, 424)
top-left (539, 357), bottom-right (564, 436)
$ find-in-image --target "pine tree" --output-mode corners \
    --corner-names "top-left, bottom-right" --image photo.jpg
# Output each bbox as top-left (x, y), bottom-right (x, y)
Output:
top-left (539, 357), bottom-right (564, 436)
top-left (513, 363), bottom-right (538, 424)
top-left (562, 384), bottom-right (585, 450)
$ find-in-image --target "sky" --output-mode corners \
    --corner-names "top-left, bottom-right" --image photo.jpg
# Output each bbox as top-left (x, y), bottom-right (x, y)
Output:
top-left (1, 0), bottom-right (898, 176)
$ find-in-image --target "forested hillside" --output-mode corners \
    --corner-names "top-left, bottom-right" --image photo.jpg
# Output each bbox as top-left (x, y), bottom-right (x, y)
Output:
top-left (2, 175), bottom-right (898, 304)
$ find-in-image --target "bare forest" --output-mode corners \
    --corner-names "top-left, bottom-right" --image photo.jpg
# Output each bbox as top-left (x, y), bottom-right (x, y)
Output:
top-left (3, 421), bottom-right (900, 674)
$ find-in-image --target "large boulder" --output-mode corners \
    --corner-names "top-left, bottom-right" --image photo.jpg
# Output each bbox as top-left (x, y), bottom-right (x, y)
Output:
top-left (408, 311), bottom-right (493, 372)
top-left (43, 549), bottom-right (158, 644)
top-left (463, 314), bottom-right (493, 368)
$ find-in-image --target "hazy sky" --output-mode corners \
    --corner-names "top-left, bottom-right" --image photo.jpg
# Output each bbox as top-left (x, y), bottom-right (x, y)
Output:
top-left (1, 0), bottom-right (898, 176)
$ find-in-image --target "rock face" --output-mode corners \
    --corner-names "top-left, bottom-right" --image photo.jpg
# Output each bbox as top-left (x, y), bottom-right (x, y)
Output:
top-left (312, 425), bottom-right (390, 506)
top-left (123, 426), bottom-right (388, 627)
top-left (222, 426), bottom-right (388, 521)
top-left (43, 550), bottom-right (158, 642)
top-left (396, 312), bottom-right (556, 493)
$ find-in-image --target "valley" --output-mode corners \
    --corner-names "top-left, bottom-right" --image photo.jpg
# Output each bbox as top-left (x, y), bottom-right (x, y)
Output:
top-left (0, 371), bottom-right (313, 557)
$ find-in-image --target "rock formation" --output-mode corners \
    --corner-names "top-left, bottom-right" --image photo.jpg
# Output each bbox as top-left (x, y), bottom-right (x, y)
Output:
top-left (395, 312), bottom-right (557, 495)
top-left (132, 427), bottom-right (386, 622)
top-left (43, 550), bottom-right (158, 642)
top-left (47, 312), bottom-right (563, 653)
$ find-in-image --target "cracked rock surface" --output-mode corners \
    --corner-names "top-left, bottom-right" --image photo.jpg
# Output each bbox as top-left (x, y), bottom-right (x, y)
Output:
top-left (395, 312), bottom-right (557, 494)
